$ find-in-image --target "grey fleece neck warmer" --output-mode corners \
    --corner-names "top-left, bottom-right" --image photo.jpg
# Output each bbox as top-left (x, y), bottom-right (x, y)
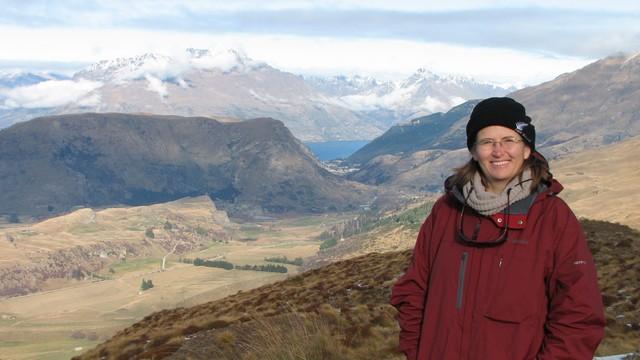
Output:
top-left (462, 168), bottom-right (533, 216)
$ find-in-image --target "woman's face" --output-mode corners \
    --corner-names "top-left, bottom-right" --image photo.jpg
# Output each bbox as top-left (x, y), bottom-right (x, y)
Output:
top-left (472, 125), bottom-right (531, 193)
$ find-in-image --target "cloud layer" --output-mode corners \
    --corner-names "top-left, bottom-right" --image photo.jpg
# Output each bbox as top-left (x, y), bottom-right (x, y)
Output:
top-left (1, 1), bottom-right (639, 58)
top-left (1, 79), bottom-right (102, 108)
top-left (1, 1), bottom-right (638, 86)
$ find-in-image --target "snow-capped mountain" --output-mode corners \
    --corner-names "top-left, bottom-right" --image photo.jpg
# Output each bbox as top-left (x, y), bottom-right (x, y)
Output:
top-left (1, 48), bottom-right (513, 141)
top-left (309, 68), bottom-right (513, 128)
top-left (61, 49), bottom-right (384, 141)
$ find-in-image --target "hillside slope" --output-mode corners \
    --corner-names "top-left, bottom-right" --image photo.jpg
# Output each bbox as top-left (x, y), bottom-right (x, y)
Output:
top-left (75, 219), bottom-right (640, 359)
top-left (553, 135), bottom-right (640, 230)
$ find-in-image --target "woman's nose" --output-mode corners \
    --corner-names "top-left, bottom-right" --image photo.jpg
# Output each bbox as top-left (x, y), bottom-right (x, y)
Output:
top-left (491, 141), bottom-right (505, 154)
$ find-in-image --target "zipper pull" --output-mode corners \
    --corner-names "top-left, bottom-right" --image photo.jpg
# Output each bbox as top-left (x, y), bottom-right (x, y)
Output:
top-left (498, 257), bottom-right (503, 268)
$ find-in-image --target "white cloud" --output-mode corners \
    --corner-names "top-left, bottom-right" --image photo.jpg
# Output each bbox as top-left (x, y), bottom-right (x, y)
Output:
top-left (186, 49), bottom-right (262, 72)
top-left (0, 79), bottom-right (102, 108)
top-left (114, 55), bottom-right (185, 82)
top-left (144, 74), bottom-right (168, 99)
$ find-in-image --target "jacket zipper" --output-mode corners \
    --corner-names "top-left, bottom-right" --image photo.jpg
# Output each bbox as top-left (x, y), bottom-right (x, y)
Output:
top-left (456, 252), bottom-right (469, 310)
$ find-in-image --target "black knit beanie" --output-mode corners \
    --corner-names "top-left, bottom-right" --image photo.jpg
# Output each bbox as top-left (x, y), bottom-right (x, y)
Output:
top-left (466, 97), bottom-right (535, 151)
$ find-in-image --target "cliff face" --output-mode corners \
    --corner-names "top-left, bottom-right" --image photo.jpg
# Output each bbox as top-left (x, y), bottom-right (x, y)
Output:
top-left (0, 113), bottom-right (369, 219)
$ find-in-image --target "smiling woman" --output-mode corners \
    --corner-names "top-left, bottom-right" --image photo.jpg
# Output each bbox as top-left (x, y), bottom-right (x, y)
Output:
top-left (391, 97), bottom-right (605, 360)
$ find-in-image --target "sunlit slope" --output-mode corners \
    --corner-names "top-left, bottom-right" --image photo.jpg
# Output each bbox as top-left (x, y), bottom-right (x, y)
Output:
top-left (552, 135), bottom-right (640, 230)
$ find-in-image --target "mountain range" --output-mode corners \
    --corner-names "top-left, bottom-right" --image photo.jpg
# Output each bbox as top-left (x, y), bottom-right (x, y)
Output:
top-left (0, 48), bottom-right (511, 141)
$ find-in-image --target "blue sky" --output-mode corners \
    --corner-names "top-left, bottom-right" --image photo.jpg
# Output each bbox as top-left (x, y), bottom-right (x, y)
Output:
top-left (2, 0), bottom-right (640, 86)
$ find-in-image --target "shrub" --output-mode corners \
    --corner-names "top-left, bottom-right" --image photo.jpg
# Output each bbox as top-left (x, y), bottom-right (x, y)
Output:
top-left (140, 278), bottom-right (154, 291)
top-left (320, 237), bottom-right (337, 250)
top-left (235, 264), bottom-right (288, 273)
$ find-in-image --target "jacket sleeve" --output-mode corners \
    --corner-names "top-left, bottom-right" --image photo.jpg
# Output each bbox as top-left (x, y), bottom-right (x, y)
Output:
top-left (537, 199), bottom-right (606, 360)
top-left (390, 200), bottom-right (440, 360)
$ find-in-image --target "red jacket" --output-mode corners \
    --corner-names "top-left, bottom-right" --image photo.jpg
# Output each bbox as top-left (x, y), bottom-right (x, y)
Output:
top-left (390, 179), bottom-right (605, 360)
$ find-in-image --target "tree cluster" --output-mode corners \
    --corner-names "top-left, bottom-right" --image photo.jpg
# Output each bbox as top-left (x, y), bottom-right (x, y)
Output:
top-left (264, 256), bottom-right (303, 266)
top-left (235, 264), bottom-right (288, 273)
top-left (193, 258), bottom-right (234, 270)
top-left (190, 257), bottom-right (288, 273)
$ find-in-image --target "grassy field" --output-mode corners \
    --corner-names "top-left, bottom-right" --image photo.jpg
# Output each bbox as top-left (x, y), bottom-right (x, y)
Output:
top-left (0, 202), bottom-right (353, 360)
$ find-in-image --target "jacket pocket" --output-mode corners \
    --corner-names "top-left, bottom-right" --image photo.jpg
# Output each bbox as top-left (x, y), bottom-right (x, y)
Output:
top-left (484, 255), bottom-right (544, 323)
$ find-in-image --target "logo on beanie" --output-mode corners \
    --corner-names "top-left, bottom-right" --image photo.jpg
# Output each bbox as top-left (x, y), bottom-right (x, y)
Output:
top-left (515, 122), bottom-right (528, 131)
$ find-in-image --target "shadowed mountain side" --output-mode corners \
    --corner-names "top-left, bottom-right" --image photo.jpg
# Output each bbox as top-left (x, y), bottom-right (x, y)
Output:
top-left (73, 219), bottom-right (639, 359)
top-left (0, 113), bottom-right (371, 219)
top-left (553, 135), bottom-right (640, 230)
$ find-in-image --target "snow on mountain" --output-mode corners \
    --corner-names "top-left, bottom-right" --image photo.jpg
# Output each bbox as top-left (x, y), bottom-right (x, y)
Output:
top-left (303, 74), bottom-right (392, 97)
top-left (74, 53), bottom-right (179, 83)
top-left (74, 48), bottom-right (264, 83)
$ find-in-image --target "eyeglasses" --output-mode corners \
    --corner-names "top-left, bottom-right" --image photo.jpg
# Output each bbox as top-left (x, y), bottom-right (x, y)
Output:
top-left (475, 137), bottom-right (523, 150)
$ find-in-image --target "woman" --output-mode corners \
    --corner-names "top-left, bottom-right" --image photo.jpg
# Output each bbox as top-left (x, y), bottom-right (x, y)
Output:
top-left (390, 97), bottom-right (605, 360)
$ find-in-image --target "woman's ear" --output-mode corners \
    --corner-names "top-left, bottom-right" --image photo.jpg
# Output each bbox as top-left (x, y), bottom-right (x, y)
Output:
top-left (471, 149), bottom-right (478, 161)
top-left (524, 146), bottom-right (531, 160)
